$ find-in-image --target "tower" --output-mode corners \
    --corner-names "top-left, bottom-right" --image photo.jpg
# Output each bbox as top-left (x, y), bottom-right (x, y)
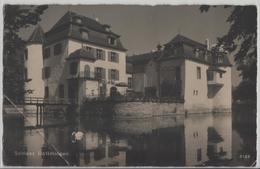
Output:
top-left (24, 25), bottom-right (45, 98)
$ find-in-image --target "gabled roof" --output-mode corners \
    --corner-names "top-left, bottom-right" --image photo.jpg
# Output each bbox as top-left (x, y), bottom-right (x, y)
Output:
top-left (45, 11), bottom-right (126, 51)
top-left (49, 11), bottom-right (120, 37)
top-left (66, 48), bottom-right (97, 61)
top-left (165, 34), bottom-right (206, 49)
top-left (27, 25), bottom-right (45, 44)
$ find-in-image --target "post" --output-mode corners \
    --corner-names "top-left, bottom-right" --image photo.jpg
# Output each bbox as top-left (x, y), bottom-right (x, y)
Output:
top-left (36, 105), bottom-right (39, 126)
top-left (39, 105), bottom-right (42, 126)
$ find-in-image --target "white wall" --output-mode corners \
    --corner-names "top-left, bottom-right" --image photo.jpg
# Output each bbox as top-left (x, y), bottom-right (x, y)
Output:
top-left (184, 114), bottom-right (213, 166)
top-left (213, 113), bottom-right (232, 159)
top-left (184, 60), bottom-right (213, 111)
top-left (212, 67), bottom-right (232, 110)
top-left (25, 44), bottom-right (45, 98)
top-left (68, 39), bottom-right (128, 97)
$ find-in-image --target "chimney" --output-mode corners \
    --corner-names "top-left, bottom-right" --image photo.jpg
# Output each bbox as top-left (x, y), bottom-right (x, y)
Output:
top-left (205, 38), bottom-right (210, 50)
top-left (157, 44), bottom-right (162, 51)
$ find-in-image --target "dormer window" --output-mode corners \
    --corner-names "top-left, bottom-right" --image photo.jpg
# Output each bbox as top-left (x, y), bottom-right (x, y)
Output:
top-left (74, 16), bottom-right (82, 24)
top-left (81, 30), bottom-right (89, 40)
top-left (103, 24), bottom-right (110, 32)
top-left (108, 37), bottom-right (116, 45)
top-left (194, 48), bottom-right (200, 57)
top-left (218, 55), bottom-right (224, 63)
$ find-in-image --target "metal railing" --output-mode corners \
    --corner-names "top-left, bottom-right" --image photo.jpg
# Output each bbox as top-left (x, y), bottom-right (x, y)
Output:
top-left (3, 94), bottom-right (70, 165)
top-left (21, 97), bottom-right (76, 105)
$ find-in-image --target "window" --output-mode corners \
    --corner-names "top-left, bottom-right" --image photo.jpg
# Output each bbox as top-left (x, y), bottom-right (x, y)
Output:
top-left (175, 66), bottom-right (181, 80)
top-left (24, 68), bottom-right (28, 80)
top-left (83, 46), bottom-right (92, 53)
top-left (197, 67), bottom-right (201, 79)
top-left (95, 67), bottom-right (105, 79)
top-left (110, 69), bottom-right (119, 81)
top-left (193, 90), bottom-right (198, 96)
top-left (76, 18), bottom-right (82, 24)
top-left (44, 67), bottom-right (51, 79)
top-left (24, 49), bottom-right (28, 60)
top-left (108, 37), bottom-right (116, 45)
top-left (108, 52), bottom-right (119, 62)
top-left (44, 86), bottom-right (49, 98)
top-left (81, 30), bottom-right (89, 40)
top-left (218, 56), bottom-right (224, 63)
top-left (193, 48), bottom-right (200, 57)
top-left (59, 84), bottom-right (64, 98)
top-left (54, 43), bottom-right (62, 55)
top-left (207, 71), bottom-right (214, 81)
top-left (84, 65), bottom-right (90, 78)
top-left (128, 77), bottom-right (132, 88)
top-left (197, 148), bottom-right (202, 162)
top-left (96, 49), bottom-right (105, 60)
top-left (220, 72), bottom-right (223, 78)
top-left (74, 16), bottom-right (82, 24)
top-left (44, 47), bottom-right (50, 59)
top-left (70, 62), bottom-right (78, 75)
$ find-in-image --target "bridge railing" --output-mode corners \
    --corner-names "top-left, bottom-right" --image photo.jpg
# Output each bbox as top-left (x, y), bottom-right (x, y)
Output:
top-left (23, 97), bottom-right (76, 105)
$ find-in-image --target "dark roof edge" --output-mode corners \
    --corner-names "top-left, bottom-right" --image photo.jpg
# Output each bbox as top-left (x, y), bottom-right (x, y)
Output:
top-left (44, 36), bottom-right (127, 52)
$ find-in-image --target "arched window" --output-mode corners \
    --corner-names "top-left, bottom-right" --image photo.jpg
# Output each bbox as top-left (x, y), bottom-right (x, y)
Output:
top-left (84, 65), bottom-right (90, 78)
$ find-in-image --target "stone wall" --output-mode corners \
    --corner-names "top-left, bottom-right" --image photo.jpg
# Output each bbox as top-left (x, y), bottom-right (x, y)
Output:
top-left (113, 102), bottom-right (184, 118)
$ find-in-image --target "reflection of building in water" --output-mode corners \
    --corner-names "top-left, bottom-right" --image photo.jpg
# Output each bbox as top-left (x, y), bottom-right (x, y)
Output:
top-left (80, 131), bottom-right (126, 166)
top-left (112, 112), bottom-right (232, 166)
top-left (42, 112), bottom-right (232, 166)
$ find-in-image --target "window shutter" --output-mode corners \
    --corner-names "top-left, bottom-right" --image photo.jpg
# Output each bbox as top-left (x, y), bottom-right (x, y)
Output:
top-left (94, 67), bottom-right (97, 76)
top-left (102, 68), bottom-right (106, 79)
top-left (48, 67), bottom-right (51, 79)
top-left (108, 52), bottom-right (111, 61)
top-left (42, 68), bottom-right (45, 80)
top-left (116, 70), bottom-right (119, 80)
top-left (108, 69), bottom-right (111, 81)
top-left (102, 50), bottom-right (105, 60)
top-left (116, 53), bottom-right (119, 63)
top-left (92, 48), bottom-right (96, 58)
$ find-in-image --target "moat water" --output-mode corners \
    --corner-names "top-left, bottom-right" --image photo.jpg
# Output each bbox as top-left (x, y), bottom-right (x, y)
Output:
top-left (3, 103), bottom-right (256, 166)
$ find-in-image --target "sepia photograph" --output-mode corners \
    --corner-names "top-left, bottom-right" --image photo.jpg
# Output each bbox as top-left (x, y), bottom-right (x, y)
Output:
top-left (2, 1), bottom-right (258, 167)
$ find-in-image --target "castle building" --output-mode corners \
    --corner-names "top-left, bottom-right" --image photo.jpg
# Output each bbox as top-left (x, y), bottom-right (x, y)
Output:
top-left (128, 34), bottom-right (232, 112)
top-left (24, 11), bottom-right (129, 104)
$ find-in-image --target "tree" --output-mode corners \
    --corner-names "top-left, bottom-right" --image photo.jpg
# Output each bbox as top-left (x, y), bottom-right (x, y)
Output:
top-left (3, 5), bottom-right (48, 102)
top-left (200, 5), bottom-right (257, 101)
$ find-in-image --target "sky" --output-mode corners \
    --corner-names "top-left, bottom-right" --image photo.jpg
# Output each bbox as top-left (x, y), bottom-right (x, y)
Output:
top-left (19, 5), bottom-right (241, 86)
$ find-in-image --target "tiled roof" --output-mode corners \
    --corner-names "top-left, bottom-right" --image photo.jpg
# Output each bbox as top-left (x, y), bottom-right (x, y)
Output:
top-left (130, 35), bottom-right (231, 67)
top-left (66, 48), bottom-right (97, 61)
top-left (126, 62), bottom-right (133, 74)
top-left (27, 25), bottom-right (45, 44)
top-left (45, 11), bottom-right (127, 51)
top-left (50, 11), bottom-right (119, 37)
top-left (165, 34), bottom-right (206, 49)
top-left (128, 51), bottom-right (162, 64)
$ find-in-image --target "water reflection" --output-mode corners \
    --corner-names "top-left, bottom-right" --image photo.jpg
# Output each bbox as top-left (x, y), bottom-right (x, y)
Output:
top-left (3, 110), bottom-right (256, 166)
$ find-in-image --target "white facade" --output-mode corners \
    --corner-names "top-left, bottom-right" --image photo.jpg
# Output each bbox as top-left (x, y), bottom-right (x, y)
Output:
top-left (183, 59), bottom-right (232, 112)
top-left (42, 38), bottom-right (128, 104)
top-left (24, 44), bottom-right (45, 98)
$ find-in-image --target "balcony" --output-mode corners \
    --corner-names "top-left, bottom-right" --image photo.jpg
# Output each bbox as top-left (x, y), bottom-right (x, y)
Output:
top-left (67, 71), bottom-right (102, 81)
top-left (78, 71), bottom-right (102, 80)
top-left (207, 70), bottom-right (223, 87)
